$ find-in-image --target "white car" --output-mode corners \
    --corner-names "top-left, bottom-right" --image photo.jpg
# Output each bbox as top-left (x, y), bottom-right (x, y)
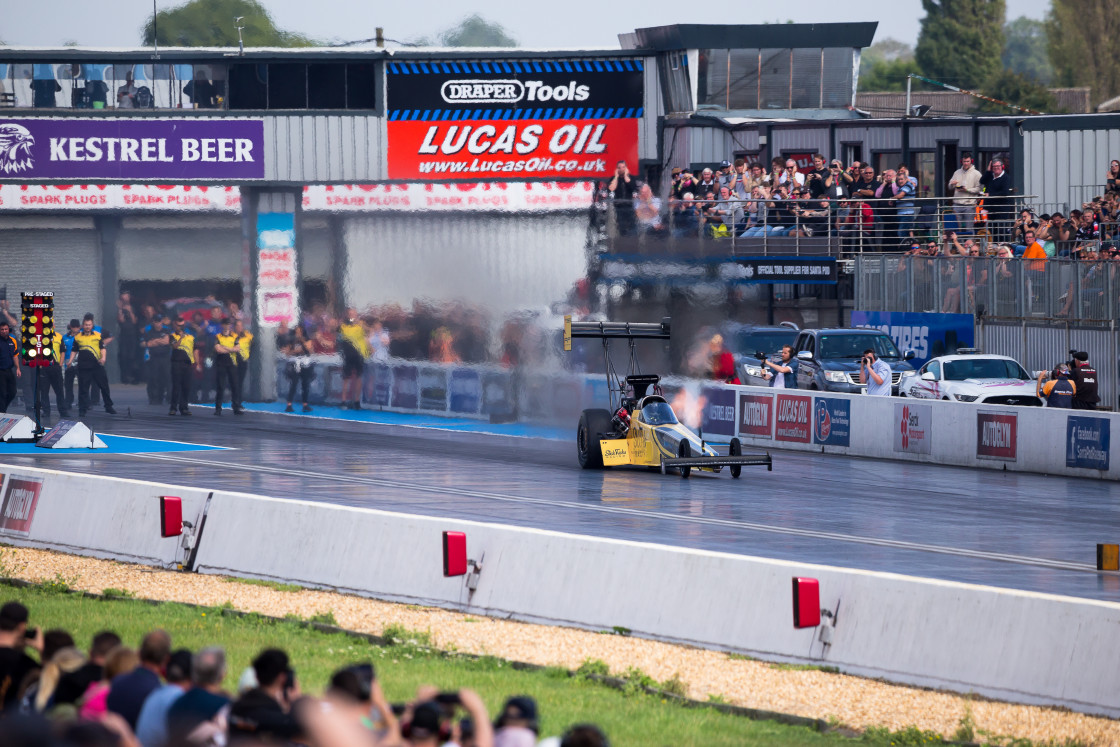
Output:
top-left (898, 354), bottom-right (1044, 406)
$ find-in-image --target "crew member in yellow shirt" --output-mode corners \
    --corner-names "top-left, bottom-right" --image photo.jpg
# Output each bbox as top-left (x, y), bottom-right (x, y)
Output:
top-left (68, 316), bottom-right (116, 417)
top-left (169, 317), bottom-right (196, 416)
top-left (234, 319), bottom-right (253, 403)
top-left (338, 310), bottom-right (369, 410)
top-left (212, 317), bottom-right (243, 416)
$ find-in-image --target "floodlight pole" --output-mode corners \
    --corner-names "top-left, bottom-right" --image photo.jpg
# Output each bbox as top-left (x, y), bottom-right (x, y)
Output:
top-left (905, 75), bottom-right (912, 118)
top-left (152, 0), bottom-right (159, 60)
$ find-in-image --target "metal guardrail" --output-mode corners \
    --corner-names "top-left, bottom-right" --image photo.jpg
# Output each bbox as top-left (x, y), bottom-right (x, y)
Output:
top-left (857, 254), bottom-right (1120, 322)
top-left (600, 194), bottom-right (1039, 257)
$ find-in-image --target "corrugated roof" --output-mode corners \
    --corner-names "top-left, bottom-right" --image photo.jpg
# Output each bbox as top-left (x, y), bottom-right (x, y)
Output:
top-left (855, 88), bottom-right (1091, 117)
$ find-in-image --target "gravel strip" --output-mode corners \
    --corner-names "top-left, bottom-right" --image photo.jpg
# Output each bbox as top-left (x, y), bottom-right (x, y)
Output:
top-left (5, 546), bottom-right (1117, 745)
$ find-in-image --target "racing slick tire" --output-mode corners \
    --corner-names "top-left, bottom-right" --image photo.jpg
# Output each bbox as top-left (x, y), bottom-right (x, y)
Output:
top-left (577, 409), bottom-right (613, 469)
top-left (729, 438), bottom-right (742, 479)
top-left (678, 440), bottom-right (692, 478)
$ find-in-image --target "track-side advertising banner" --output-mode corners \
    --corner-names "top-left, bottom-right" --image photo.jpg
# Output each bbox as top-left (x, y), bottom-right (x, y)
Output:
top-left (701, 386), bottom-right (736, 437)
top-left (0, 118), bottom-right (264, 180)
top-left (1066, 416), bottom-right (1110, 470)
top-left (775, 394), bottom-right (811, 443)
top-left (813, 397), bottom-right (851, 447)
top-left (0, 475), bottom-right (43, 536)
top-left (894, 402), bottom-right (932, 454)
top-left (256, 212), bottom-right (298, 327)
top-left (977, 411), bottom-right (1017, 461)
top-left (738, 393), bottom-right (773, 438)
top-left (386, 58), bottom-right (642, 181)
top-left (851, 311), bottom-right (974, 368)
top-left (734, 258), bottom-right (838, 285)
top-left (0, 182), bottom-right (594, 213)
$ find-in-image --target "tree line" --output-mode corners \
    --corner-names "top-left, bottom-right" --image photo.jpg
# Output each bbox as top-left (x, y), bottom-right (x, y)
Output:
top-left (861, 0), bottom-right (1120, 113)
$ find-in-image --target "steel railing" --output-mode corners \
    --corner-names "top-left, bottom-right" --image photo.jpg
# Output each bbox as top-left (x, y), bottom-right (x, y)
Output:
top-left (858, 254), bottom-right (1120, 322)
top-left (600, 193), bottom-right (1040, 257)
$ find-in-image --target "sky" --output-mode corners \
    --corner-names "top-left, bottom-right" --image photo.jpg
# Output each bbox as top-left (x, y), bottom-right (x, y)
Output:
top-left (3, 0), bottom-right (1054, 49)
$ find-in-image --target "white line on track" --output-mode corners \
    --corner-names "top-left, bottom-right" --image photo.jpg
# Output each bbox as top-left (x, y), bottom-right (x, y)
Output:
top-left (133, 452), bottom-right (1096, 574)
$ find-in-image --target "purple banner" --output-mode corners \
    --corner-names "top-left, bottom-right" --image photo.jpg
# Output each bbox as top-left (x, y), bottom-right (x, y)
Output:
top-left (0, 118), bottom-right (265, 180)
top-left (701, 385), bottom-right (736, 437)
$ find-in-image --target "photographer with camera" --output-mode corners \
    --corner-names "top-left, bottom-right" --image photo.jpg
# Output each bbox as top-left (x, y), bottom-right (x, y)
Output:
top-left (0, 601), bottom-right (43, 710)
top-left (1069, 350), bottom-right (1100, 410)
top-left (859, 348), bottom-right (892, 396)
top-left (398, 686), bottom-right (493, 747)
top-left (1037, 365), bottom-right (1076, 408)
top-left (761, 345), bottom-right (799, 389)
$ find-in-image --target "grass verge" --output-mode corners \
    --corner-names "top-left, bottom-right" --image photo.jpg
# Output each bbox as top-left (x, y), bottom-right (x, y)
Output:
top-left (2, 584), bottom-right (853, 746)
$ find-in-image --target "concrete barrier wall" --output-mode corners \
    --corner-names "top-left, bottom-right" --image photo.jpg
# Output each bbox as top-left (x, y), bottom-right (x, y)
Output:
top-left (0, 464), bottom-right (210, 567)
top-left (3, 463), bottom-right (1118, 717)
top-left (701, 384), bottom-right (1120, 480)
top-left (193, 492), bottom-right (1120, 718)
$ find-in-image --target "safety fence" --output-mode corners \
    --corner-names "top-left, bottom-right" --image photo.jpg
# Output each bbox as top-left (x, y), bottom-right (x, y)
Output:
top-left (856, 254), bottom-right (1120, 322)
top-left (598, 194), bottom-right (1038, 257)
top-left (975, 320), bottom-right (1118, 412)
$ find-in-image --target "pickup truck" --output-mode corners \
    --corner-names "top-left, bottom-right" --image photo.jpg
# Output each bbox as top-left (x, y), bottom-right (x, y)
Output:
top-left (792, 328), bottom-right (916, 394)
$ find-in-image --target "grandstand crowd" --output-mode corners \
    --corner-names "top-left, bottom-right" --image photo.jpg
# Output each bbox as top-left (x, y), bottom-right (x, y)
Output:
top-left (0, 601), bottom-right (606, 747)
top-left (607, 154), bottom-right (1120, 261)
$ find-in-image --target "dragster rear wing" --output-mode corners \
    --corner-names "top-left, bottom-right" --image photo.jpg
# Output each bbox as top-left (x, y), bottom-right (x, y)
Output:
top-left (564, 316), bottom-right (671, 350)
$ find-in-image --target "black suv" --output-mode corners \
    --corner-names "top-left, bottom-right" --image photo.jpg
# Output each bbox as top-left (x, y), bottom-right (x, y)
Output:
top-left (792, 328), bottom-right (916, 394)
top-left (721, 322), bottom-right (800, 386)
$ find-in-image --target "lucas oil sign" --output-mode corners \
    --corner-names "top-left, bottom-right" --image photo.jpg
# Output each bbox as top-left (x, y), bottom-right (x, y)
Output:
top-left (386, 58), bottom-right (642, 181)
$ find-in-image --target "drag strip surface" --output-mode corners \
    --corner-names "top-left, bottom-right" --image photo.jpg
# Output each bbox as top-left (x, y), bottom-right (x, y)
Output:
top-left (4, 398), bottom-right (1118, 602)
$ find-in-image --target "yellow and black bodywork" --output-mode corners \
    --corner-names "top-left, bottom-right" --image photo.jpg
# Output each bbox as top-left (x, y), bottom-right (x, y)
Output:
top-left (578, 394), bottom-right (771, 477)
top-left (566, 315), bottom-right (772, 478)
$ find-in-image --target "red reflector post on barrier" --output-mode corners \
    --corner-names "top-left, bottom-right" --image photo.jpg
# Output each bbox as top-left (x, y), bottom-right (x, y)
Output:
top-left (443, 531), bottom-right (467, 577)
top-left (160, 496), bottom-right (183, 538)
top-left (793, 577), bottom-right (821, 628)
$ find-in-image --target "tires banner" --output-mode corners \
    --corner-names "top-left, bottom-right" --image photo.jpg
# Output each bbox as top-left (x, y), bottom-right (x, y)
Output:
top-left (386, 58), bottom-right (642, 181)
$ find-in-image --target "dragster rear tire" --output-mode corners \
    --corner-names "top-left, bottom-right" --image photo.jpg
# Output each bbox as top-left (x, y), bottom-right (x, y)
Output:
top-left (577, 409), bottom-right (612, 469)
top-left (729, 438), bottom-right (742, 479)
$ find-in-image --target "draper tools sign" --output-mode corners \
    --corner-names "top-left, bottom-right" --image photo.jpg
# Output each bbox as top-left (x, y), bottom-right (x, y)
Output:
top-left (0, 119), bottom-right (264, 180)
top-left (386, 59), bottom-right (642, 180)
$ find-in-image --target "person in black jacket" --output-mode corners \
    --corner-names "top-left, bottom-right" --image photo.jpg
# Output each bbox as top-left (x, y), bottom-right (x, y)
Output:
top-left (1070, 351), bottom-right (1100, 410)
top-left (228, 648), bottom-right (303, 744)
top-left (980, 158), bottom-right (1014, 242)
